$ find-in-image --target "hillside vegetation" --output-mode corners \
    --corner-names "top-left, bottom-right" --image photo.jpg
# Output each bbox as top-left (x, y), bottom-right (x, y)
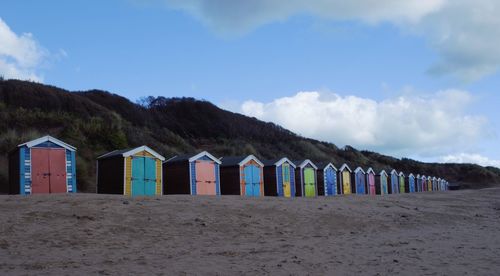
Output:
top-left (1, 79), bottom-right (499, 192)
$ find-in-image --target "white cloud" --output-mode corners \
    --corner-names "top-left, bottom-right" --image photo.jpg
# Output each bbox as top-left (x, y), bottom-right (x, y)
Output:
top-left (162, 0), bottom-right (500, 80)
top-left (239, 90), bottom-right (488, 158)
top-left (0, 17), bottom-right (46, 81)
top-left (441, 153), bottom-right (500, 168)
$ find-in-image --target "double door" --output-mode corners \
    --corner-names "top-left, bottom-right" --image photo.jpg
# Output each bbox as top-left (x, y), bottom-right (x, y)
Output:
top-left (195, 160), bottom-right (216, 195)
top-left (244, 165), bottom-right (261, 196)
top-left (31, 148), bottom-right (67, 194)
top-left (131, 157), bottom-right (157, 196)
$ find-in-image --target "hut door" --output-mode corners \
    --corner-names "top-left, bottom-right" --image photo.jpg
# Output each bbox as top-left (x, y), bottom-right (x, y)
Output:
top-left (144, 157), bottom-right (157, 196)
top-left (244, 165), bottom-right (254, 196)
top-left (304, 168), bottom-right (315, 197)
top-left (282, 163), bottom-right (291, 197)
top-left (399, 177), bottom-right (405, 193)
top-left (368, 174), bottom-right (376, 195)
top-left (381, 176), bottom-right (388, 194)
top-left (252, 165), bottom-right (261, 196)
top-left (325, 168), bottom-right (336, 196)
top-left (392, 175), bottom-right (399, 194)
top-left (195, 161), bottom-right (216, 195)
top-left (357, 173), bottom-right (365, 194)
top-left (342, 171), bottom-right (351, 194)
top-left (48, 149), bottom-right (67, 193)
top-left (244, 165), bottom-right (260, 196)
top-left (132, 157), bottom-right (146, 196)
top-left (31, 148), bottom-right (50, 194)
top-left (31, 148), bottom-right (66, 194)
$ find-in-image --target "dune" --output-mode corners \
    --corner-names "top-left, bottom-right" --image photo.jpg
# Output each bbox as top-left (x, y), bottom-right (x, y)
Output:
top-left (1, 189), bottom-right (500, 275)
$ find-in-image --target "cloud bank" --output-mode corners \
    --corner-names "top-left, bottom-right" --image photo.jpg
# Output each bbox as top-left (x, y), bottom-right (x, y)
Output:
top-left (239, 90), bottom-right (488, 159)
top-left (163, 0), bottom-right (500, 81)
top-left (441, 153), bottom-right (500, 168)
top-left (0, 18), bottom-right (46, 81)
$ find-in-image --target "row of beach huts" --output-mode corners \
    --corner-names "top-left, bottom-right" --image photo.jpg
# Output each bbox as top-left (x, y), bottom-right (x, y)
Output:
top-left (4, 136), bottom-right (449, 196)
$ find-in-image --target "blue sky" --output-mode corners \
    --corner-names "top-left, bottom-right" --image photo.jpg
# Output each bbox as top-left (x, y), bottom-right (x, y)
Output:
top-left (1, 0), bottom-right (499, 167)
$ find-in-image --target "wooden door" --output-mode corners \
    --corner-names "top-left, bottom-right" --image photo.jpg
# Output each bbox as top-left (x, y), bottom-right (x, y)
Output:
top-left (144, 157), bottom-right (157, 196)
top-left (195, 161), bottom-right (216, 195)
top-left (31, 148), bottom-right (50, 194)
top-left (251, 165), bottom-right (261, 196)
top-left (31, 148), bottom-right (66, 194)
top-left (342, 171), bottom-right (351, 194)
top-left (244, 165), bottom-right (253, 196)
top-left (48, 149), bottom-right (67, 193)
top-left (325, 168), bottom-right (336, 196)
top-left (132, 157), bottom-right (145, 196)
top-left (368, 174), bottom-right (376, 195)
top-left (304, 168), bottom-right (315, 197)
top-left (356, 172), bottom-right (365, 194)
top-left (282, 163), bottom-right (291, 197)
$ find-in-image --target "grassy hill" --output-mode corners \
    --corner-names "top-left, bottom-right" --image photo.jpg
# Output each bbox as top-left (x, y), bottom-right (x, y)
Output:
top-left (1, 79), bottom-right (499, 192)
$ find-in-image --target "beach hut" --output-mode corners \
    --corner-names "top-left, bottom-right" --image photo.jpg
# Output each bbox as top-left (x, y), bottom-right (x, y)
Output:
top-left (406, 173), bottom-right (416, 193)
top-left (6, 135), bottom-right (76, 195)
top-left (427, 177), bottom-right (433, 191)
top-left (351, 167), bottom-right (367, 194)
top-left (421, 176), bottom-right (427, 191)
top-left (219, 155), bottom-right (264, 196)
top-left (97, 146), bottom-right (165, 196)
top-left (262, 158), bottom-right (296, 197)
top-left (338, 164), bottom-right (353, 195)
top-left (390, 170), bottom-right (399, 194)
top-left (366, 168), bottom-right (376, 195)
top-left (294, 160), bottom-right (318, 197)
top-left (316, 163), bottom-right (338, 196)
top-left (436, 178), bottom-right (442, 191)
top-left (416, 174), bottom-right (422, 192)
top-left (375, 170), bottom-right (389, 195)
top-left (432, 177), bottom-right (438, 191)
top-left (163, 151), bottom-right (221, 195)
top-left (442, 178), bottom-right (447, 191)
top-left (399, 172), bottom-right (406, 193)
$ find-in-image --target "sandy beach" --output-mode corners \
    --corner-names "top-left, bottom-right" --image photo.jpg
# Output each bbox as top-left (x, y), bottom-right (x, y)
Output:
top-left (1, 189), bottom-right (500, 275)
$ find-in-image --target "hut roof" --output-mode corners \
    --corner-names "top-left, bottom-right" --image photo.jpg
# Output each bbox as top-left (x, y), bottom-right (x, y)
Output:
top-left (339, 163), bottom-right (352, 172)
top-left (354, 167), bottom-right (366, 174)
top-left (98, 145), bottom-right (165, 161)
top-left (262, 157), bottom-right (296, 168)
top-left (399, 171), bottom-right (405, 177)
top-left (366, 167), bottom-right (376, 175)
top-left (18, 135), bottom-right (76, 151)
top-left (220, 155), bottom-right (263, 167)
top-left (166, 151), bottom-right (221, 164)
top-left (379, 170), bottom-right (389, 176)
top-left (316, 162), bottom-right (337, 171)
top-left (293, 159), bottom-right (318, 170)
top-left (390, 169), bottom-right (399, 175)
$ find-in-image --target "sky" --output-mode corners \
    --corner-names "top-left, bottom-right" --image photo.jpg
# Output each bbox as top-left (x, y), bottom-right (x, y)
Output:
top-left (1, 0), bottom-right (499, 167)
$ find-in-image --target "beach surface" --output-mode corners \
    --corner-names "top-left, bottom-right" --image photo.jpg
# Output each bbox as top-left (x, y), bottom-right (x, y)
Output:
top-left (1, 188), bottom-right (500, 275)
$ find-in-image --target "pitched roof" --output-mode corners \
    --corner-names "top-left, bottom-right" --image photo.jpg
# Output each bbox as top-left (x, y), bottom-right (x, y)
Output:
top-left (319, 162), bottom-right (337, 171)
top-left (262, 157), bottom-right (296, 168)
top-left (98, 146), bottom-right (165, 161)
top-left (293, 159), bottom-right (318, 170)
top-left (165, 151), bottom-right (221, 164)
top-left (366, 167), bottom-right (375, 175)
top-left (354, 167), bottom-right (366, 174)
top-left (18, 135), bottom-right (76, 151)
top-left (339, 163), bottom-right (352, 172)
top-left (220, 155), bottom-right (263, 167)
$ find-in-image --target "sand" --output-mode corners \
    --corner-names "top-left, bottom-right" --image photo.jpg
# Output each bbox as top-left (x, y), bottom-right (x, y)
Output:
top-left (1, 189), bottom-right (500, 275)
